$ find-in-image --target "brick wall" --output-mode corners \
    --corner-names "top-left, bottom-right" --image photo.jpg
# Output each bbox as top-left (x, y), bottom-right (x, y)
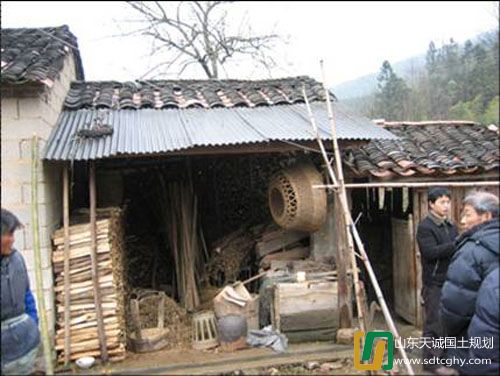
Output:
top-left (1, 54), bottom-right (77, 340)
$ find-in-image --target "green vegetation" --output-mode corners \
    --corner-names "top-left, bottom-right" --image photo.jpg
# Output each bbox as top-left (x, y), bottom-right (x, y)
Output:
top-left (360, 30), bottom-right (499, 123)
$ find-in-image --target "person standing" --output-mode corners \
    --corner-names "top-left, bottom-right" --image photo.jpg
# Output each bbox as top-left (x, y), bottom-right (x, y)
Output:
top-left (462, 267), bottom-right (499, 375)
top-left (440, 191), bottom-right (499, 373)
top-left (416, 187), bottom-right (459, 373)
top-left (1, 208), bottom-right (41, 375)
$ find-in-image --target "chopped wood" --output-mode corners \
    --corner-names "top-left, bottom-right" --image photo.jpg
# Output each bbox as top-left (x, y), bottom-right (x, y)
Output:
top-left (53, 207), bottom-right (128, 364)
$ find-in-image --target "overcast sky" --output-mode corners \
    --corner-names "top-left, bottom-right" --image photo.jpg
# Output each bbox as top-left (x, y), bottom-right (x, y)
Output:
top-left (2, 1), bottom-right (497, 86)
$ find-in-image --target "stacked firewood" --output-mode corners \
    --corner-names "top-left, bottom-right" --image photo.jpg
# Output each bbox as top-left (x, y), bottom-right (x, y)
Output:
top-left (207, 227), bottom-right (257, 285)
top-left (206, 222), bottom-right (312, 286)
top-left (52, 208), bottom-right (127, 363)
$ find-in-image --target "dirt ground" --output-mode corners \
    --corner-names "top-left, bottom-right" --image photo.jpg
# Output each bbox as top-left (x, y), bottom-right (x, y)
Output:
top-left (57, 313), bottom-right (426, 375)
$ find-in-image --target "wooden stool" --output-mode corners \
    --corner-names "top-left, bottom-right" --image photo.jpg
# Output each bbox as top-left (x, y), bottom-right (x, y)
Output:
top-left (192, 310), bottom-right (219, 350)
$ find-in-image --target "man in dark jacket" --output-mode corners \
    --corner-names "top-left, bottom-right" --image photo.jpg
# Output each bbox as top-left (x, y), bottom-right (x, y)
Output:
top-left (1, 208), bottom-right (41, 375)
top-left (416, 187), bottom-right (459, 372)
top-left (461, 267), bottom-right (499, 375)
top-left (440, 191), bottom-right (499, 373)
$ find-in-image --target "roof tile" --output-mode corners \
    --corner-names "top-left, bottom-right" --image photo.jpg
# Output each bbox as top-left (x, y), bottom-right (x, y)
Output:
top-left (345, 121), bottom-right (499, 177)
top-left (1, 25), bottom-right (84, 85)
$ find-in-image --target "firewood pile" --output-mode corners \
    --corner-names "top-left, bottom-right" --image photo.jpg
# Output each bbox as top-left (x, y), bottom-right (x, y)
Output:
top-left (206, 222), bottom-right (312, 286)
top-left (206, 226), bottom-right (259, 286)
top-left (52, 207), bottom-right (128, 363)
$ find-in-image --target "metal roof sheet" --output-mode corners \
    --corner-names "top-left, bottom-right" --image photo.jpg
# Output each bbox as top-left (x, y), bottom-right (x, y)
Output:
top-left (43, 102), bottom-right (397, 161)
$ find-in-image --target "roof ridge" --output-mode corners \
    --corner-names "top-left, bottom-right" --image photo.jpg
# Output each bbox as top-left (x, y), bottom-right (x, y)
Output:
top-left (70, 75), bottom-right (319, 85)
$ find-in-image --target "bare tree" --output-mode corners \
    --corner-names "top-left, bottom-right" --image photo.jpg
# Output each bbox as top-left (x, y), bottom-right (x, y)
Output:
top-left (123, 1), bottom-right (282, 79)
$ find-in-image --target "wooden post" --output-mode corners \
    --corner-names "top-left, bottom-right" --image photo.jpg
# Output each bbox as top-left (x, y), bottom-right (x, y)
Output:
top-left (31, 135), bottom-right (54, 375)
top-left (318, 63), bottom-right (414, 375)
top-left (62, 164), bottom-right (71, 365)
top-left (89, 162), bottom-right (108, 362)
top-left (130, 299), bottom-right (143, 341)
top-left (333, 193), bottom-right (352, 328)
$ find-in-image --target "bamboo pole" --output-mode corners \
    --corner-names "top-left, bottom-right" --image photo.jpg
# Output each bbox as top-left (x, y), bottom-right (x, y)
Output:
top-left (318, 63), bottom-right (414, 375)
top-left (31, 134), bottom-right (54, 375)
top-left (302, 87), bottom-right (366, 332)
top-left (62, 164), bottom-right (71, 365)
top-left (317, 64), bottom-right (366, 333)
top-left (89, 162), bottom-right (108, 362)
top-left (314, 181), bottom-right (500, 189)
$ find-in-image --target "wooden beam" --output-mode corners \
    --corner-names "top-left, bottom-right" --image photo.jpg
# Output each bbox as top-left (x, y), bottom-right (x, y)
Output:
top-left (62, 164), bottom-right (71, 365)
top-left (89, 162), bottom-right (108, 362)
top-left (314, 181), bottom-right (500, 189)
top-left (46, 140), bottom-right (368, 162)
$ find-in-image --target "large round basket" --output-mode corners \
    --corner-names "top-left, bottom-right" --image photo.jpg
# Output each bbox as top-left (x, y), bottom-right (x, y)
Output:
top-left (268, 162), bottom-right (327, 232)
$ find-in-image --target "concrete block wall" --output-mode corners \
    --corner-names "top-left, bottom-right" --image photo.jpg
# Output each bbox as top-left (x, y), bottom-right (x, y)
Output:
top-left (1, 54), bottom-right (77, 340)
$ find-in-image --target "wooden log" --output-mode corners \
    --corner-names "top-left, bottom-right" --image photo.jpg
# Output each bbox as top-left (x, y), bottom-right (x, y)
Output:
top-left (57, 259), bottom-right (112, 278)
top-left (55, 329), bottom-right (121, 347)
top-left (53, 231), bottom-right (109, 247)
top-left (57, 344), bottom-right (124, 363)
top-left (55, 336), bottom-right (120, 351)
top-left (52, 219), bottom-right (110, 239)
top-left (52, 243), bottom-right (111, 263)
top-left (56, 324), bottom-right (120, 340)
top-left (260, 247), bottom-right (310, 266)
top-left (66, 309), bottom-right (117, 322)
top-left (53, 274), bottom-right (113, 293)
top-left (53, 253), bottom-right (110, 273)
top-left (56, 293), bottom-right (116, 305)
top-left (68, 313), bottom-right (118, 326)
top-left (55, 267), bottom-right (112, 285)
top-left (256, 231), bottom-right (309, 259)
top-left (57, 302), bottom-right (117, 313)
top-left (56, 318), bottom-right (118, 333)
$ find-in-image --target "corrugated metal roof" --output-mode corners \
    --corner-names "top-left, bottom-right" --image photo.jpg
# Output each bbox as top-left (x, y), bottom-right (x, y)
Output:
top-left (43, 102), bottom-right (398, 161)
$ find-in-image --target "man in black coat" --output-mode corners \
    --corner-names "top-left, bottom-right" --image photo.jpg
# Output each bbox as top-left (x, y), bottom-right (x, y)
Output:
top-left (462, 267), bottom-right (499, 375)
top-left (416, 187), bottom-right (459, 373)
top-left (440, 191), bottom-right (499, 373)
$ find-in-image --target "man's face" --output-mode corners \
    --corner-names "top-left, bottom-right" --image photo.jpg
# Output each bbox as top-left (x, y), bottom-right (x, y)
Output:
top-left (1, 232), bottom-right (15, 256)
top-left (460, 204), bottom-right (492, 231)
top-left (430, 195), bottom-right (451, 218)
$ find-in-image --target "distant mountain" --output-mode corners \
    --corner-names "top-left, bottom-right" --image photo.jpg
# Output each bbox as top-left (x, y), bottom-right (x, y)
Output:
top-left (332, 54), bottom-right (426, 100)
top-left (332, 30), bottom-right (495, 101)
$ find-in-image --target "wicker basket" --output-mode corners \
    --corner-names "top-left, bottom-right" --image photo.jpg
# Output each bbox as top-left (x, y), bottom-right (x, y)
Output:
top-left (268, 162), bottom-right (327, 232)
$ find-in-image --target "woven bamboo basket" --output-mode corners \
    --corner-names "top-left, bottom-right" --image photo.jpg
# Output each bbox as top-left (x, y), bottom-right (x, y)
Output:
top-left (268, 162), bottom-right (327, 232)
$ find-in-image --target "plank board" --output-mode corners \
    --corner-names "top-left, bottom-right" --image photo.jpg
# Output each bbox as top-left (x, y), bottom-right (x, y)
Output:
top-left (392, 216), bottom-right (417, 325)
top-left (277, 281), bottom-right (338, 316)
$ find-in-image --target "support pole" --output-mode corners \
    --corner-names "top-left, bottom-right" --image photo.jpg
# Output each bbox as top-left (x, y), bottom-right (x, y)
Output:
top-left (302, 87), bottom-right (366, 333)
top-left (314, 181), bottom-right (500, 189)
top-left (89, 162), bottom-right (108, 362)
top-left (31, 134), bottom-right (54, 375)
top-left (318, 63), bottom-right (414, 375)
top-left (62, 164), bottom-right (71, 365)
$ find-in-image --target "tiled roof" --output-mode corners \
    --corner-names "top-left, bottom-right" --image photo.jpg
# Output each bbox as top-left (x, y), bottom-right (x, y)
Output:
top-left (344, 121), bottom-right (500, 178)
top-left (1, 25), bottom-right (84, 86)
top-left (63, 76), bottom-right (329, 110)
